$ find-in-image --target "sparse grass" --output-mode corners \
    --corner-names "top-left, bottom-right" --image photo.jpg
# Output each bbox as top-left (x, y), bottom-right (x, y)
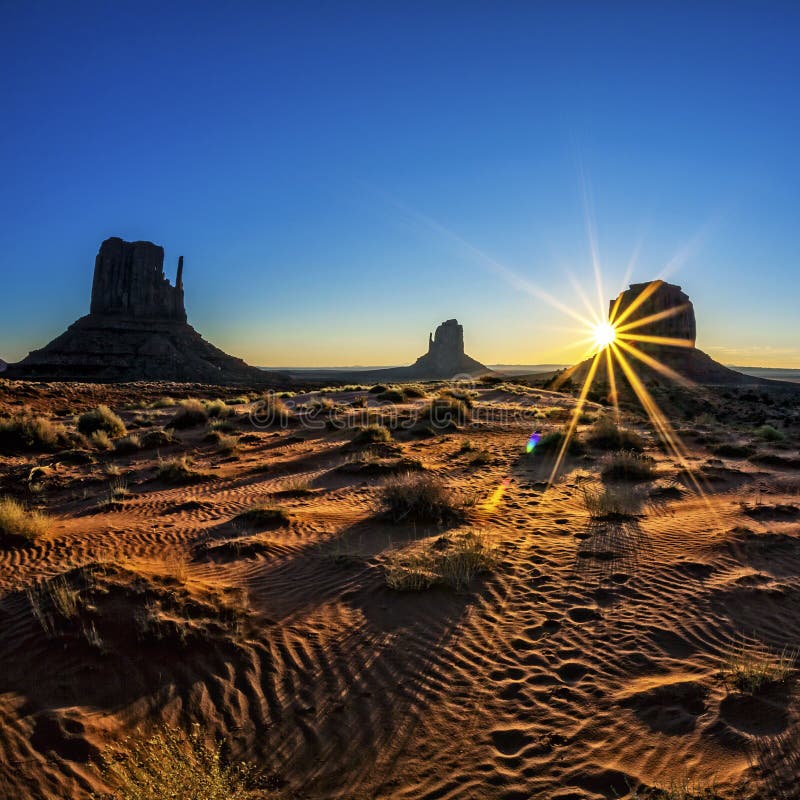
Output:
top-left (0, 497), bottom-right (48, 546)
top-left (385, 531), bottom-right (497, 591)
top-left (352, 424), bottom-right (392, 445)
top-left (581, 484), bottom-right (645, 519)
top-left (156, 457), bottom-right (205, 484)
top-left (754, 423), bottom-right (785, 442)
top-left (720, 638), bottom-right (796, 694)
top-left (168, 399), bottom-right (208, 429)
top-left (602, 450), bottom-right (656, 481)
top-left (78, 405), bottom-right (126, 438)
top-left (254, 392), bottom-right (293, 425)
top-left (635, 775), bottom-right (721, 799)
top-left (234, 505), bottom-right (291, 528)
top-left (140, 429), bottom-right (176, 449)
top-left (458, 439), bottom-right (477, 453)
top-left (420, 395), bottom-right (470, 429)
top-left (27, 575), bottom-right (81, 637)
top-left (437, 386), bottom-right (476, 408)
top-left (368, 384), bottom-right (388, 394)
top-left (586, 416), bottom-right (645, 452)
top-left (207, 417), bottom-right (237, 433)
top-left (380, 472), bottom-right (473, 523)
top-left (204, 398), bottom-right (233, 419)
top-left (215, 433), bottom-right (240, 454)
top-left (98, 723), bottom-right (252, 800)
top-left (403, 383), bottom-right (428, 398)
top-left (150, 396), bottom-right (175, 408)
top-left (0, 413), bottom-right (69, 451)
top-left (469, 449), bottom-right (493, 466)
top-left (114, 434), bottom-right (141, 454)
top-left (376, 387), bottom-right (406, 403)
top-left (90, 429), bottom-right (114, 451)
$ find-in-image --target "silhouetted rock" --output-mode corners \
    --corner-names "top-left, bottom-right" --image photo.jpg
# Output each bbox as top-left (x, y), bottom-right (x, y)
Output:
top-left (409, 319), bottom-right (487, 378)
top-left (10, 238), bottom-right (285, 385)
top-left (610, 280), bottom-right (696, 347)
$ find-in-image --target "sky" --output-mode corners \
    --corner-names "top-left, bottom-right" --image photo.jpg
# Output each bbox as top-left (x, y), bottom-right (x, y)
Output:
top-left (1, 1), bottom-right (798, 368)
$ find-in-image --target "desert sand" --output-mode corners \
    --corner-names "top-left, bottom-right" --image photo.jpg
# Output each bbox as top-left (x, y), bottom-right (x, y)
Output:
top-left (0, 377), bottom-right (799, 799)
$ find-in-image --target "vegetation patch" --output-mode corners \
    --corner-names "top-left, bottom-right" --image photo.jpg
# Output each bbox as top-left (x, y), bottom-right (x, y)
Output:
top-left (234, 505), bottom-right (291, 528)
top-left (168, 399), bottom-right (208, 429)
top-left (602, 450), bottom-right (656, 481)
top-left (156, 457), bottom-right (207, 484)
top-left (586, 416), bottom-right (645, 452)
top-left (581, 484), bottom-right (646, 519)
top-left (77, 405), bottom-right (126, 438)
top-left (384, 531), bottom-right (497, 591)
top-left (0, 497), bottom-right (49, 546)
top-left (379, 472), bottom-right (474, 524)
top-left (352, 424), bottom-right (392, 446)
top-left (0, 413), bottom-right (70, 452)
top-left (720, 639), bottom-right (796, 694)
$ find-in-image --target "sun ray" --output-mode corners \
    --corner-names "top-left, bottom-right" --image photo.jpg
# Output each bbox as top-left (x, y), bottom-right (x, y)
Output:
top-left (611, 279), bottom-right (664, 329)
top-left (614, 338), bottom-right (694, 386)
top-left (615, 304), bottom-right (691, 334)
top-left (605, 345), bottom-right (620, 420)
top-left (617, 333), bottom-right (695, 349)
top-left (548, 351), bottom-right (602, 485)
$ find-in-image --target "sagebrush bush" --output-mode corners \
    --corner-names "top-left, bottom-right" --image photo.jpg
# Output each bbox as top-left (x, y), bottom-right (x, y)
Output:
top-left (156, 457), bottom-right (205, 484)
top-left (0, 497), bottom-right (48, 545)
top-left (234, 505), bottom-right (291, 528)
top-left (98, 723), bottom-right (251, 800)
top-left (586, 416), bottom-right (644, 451)
top-left (582, 484), bottom-right (645, 519)
top-left (376, 388), bottom-right (406, 403)
top-left (0, 414), bottom-right (69, 451)
top-left (78, 405), bottom-right (126, 438)
top-left (352, 424), bottom-right (392, 445)
top-left (754, 424), bottom-right (784, 442)
top-left (421, 395), bottom-right (470, 429)
top-left (168, 399), bottom-right (208, 429)
top-left (530, 429), bottom-right (583, 455)
top-left (114, 434), bottom-right (141, 455)
top-left (380, 473), bottom-right (472, 523)
top-left (602, 450), bottom-right (656, 481)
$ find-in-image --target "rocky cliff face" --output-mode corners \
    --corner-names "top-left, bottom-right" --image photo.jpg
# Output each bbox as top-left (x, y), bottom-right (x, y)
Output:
top-left (610, 281), bottom-right (696, 346)
top-left (90, 238), bottom-right (186, 322)
top-left (11, 238), bottom-right (283, 385)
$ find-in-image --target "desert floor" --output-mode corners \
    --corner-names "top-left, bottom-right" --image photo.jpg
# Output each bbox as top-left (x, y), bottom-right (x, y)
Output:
top-left (1, 379), bottom-right (799, 799)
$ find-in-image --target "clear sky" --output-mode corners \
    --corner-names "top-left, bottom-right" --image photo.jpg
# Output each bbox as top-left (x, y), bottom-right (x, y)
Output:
top-left (1, 2), bottom-right (798, 368)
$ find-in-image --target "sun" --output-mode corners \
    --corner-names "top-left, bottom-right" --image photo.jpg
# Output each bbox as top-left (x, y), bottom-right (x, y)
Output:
top-left (592, 320), bottom-right (617, 351)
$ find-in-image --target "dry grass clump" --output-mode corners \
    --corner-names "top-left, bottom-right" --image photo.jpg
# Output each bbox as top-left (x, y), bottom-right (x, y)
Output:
top-left (114, 434), bottom-right (141, 455)
top-left (403, 383), bottom-right (428, 398)
top-left (214, 433), bottom-right (239, 454)
top-left (602, 450), bottom-right (656, 481)
top-left (635, 776), bottom-right (721, 799)
top-left (234, 505), bottom-right (291, 528)
top-left (380, 473), bottom-right (473, 523)
top-left (581, 484), bottom-right (645, 519)
top-left (437, 386), bottom-right (476, 407)
top-left (0, 413), bottom-right (69, 451)
top-left (420, 395), bottom-right (470, 429)
top-left (384, 531), bottom-right (497, 591)
top-left (168, 399), bottom-right (208, 429)
top-left (720, 639), bottom-right (796, 694)
top-left (254, 392), bottom-right (293, 425)
top-left (91, 429), bottom-right (114, 451)
top-left (368, 384), bottom-right (388, 394)
top-left (78, 405), bottom-right (126, 438)
top-left (0, 497), bottom-right (48, 546)
top-left (140, 429), bottom-right (176, 449)
top-left (376, 387), bottom-right (406, 403)
top-left (150, 396), bottom-right (175, 408)
top-left (586, 416), bottom-right (645, 452)
top-left (98, 723), bottom-right (252, 800)
top-left (204, 398), bottom-right (233, 419)
top-left (156, 457), bottom-right (206, 484)
top-left (352, 424), bottom-right (392, 445)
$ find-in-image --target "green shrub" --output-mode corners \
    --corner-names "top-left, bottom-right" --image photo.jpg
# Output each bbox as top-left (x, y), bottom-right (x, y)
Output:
top-left (77, 405), bottom-right (126, 438)
top-left (754, 424), bottom-right (785, 442)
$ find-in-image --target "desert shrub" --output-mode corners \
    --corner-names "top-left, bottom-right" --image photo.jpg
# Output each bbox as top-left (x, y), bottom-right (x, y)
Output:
top-left (0, 497), bottom-right (48, 546)
top-left (156, 457), bottom-right (205, 484)
top-left (90, 430), bottom-right (114, 451)
top-left (207, 418), bottom-right (237, 433)
top-left (720, 639), bottom-right (796, 694)
top-left (403, 384), bottom-right (428, 398)
top-left (586, 416), bottom-right (645, 452)
top-left (469, 449), bottom-right (493, 466)
top-left (581, 484), bottom-right (645, 519)
top-left (215, 433), bottom-right (239, 454)
top-left (349, 395), bottom-right (368, 408)
top-left (53, 448), bottom-right (95, 465)
top-left (376, 388), bottom-right (406, 403)
top-left (0, 414), bottom-right (69, 451)
top-left (141, 429), bottom-right (176, 449)
top-left (380, 473), bottom-right (472, 523)
top-left (384, 531), bottom-right (497, 591)
top-left (352, 424), bottom-right (392, 445)
top-left (234, 505), bottom-right (291, 528)
top-left (114, 434), bottom-right (141, 455)
top-left (711, 443), bottom-right (754, 458)
top-left (204, 399), bottom-right (233, 419)
top-left (150, 396), bottom-right (175, 408)
top-left (530, 429), bottom-right (584, 455)
top-left (98, 723), bottom-right (251, 800)
top-left (438, 386), bottom-right (476, 408)
top-left (420, 395), bottom-right (470, 429)
top-left (168, 399), bottom-right (208, 429)
top-left (368, 384), bottom-right (388, 394)
top-left (78, 405), bottom-right (126, 438)
top-left (602, 450), bottom-right (656, 481)
top-left (458, 439), bottom-right (478, 453)
top-left (754, 424), bottom-right (785, 442)
top-left (253, 392), bottom-right (293, 426)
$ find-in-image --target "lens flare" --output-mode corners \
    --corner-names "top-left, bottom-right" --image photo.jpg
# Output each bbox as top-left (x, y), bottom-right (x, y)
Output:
top-left (593, 321), bottom-right (617, 351)
top-left (526, 432), bottom-right (541, 453)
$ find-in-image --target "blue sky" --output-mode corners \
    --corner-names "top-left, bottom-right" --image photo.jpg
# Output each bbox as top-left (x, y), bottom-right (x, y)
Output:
top-left (1, 1), bottom-right (798, 367)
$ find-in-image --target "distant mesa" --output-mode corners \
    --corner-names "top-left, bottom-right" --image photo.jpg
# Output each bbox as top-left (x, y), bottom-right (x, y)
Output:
top-left (411, 319), bottom-right (489, 378)
top-left (9, 237), bottom-right (284, 384)
top-left (612, 281), bottom-right (696, 347)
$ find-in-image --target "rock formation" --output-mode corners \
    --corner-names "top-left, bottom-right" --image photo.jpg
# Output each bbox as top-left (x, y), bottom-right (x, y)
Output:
top-left (566, 280), bottom-right (766, 387)
top-left (10, 237), bottom-right (285, 385)
top-left (408, 319), bottom-right (488, 378)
